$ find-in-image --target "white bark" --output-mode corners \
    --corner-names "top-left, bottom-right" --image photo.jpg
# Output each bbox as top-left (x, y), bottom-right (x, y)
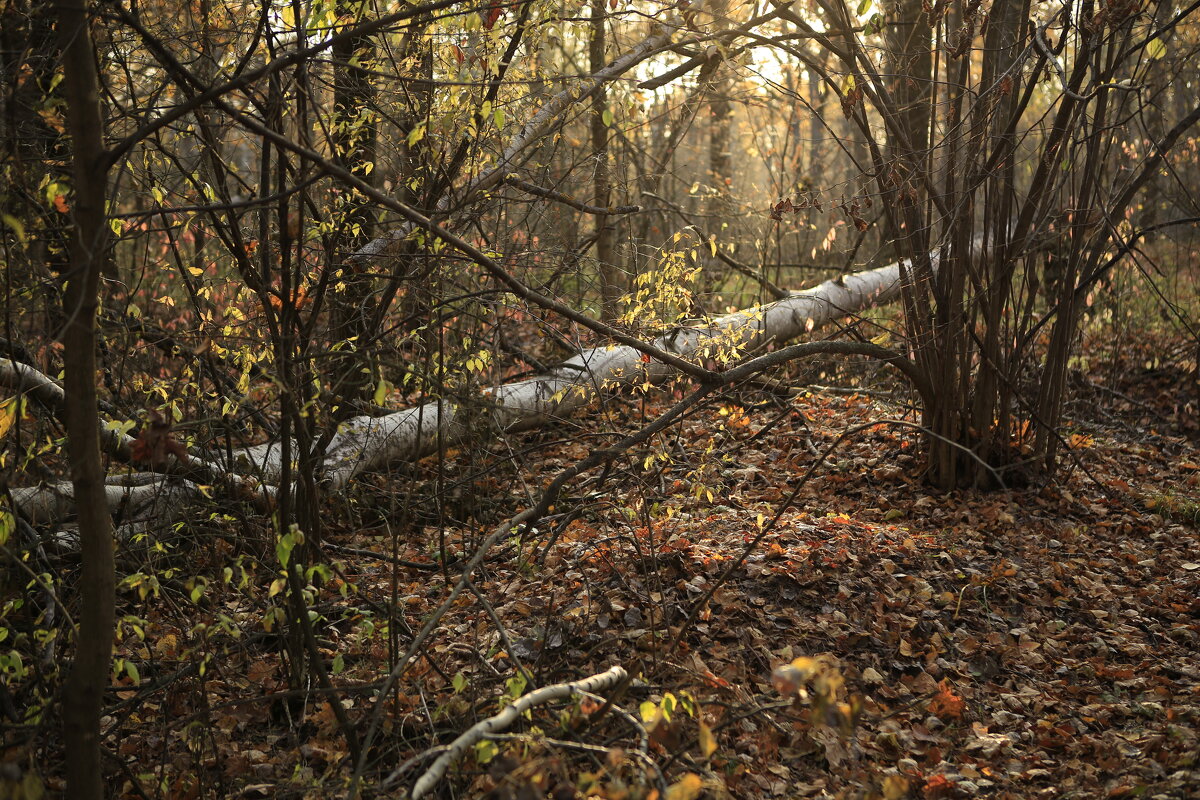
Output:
top-left (407, 665), bottom-right (627, 799)
top-left (10, 476), bottom-right (208, 544)
top-left (0, 359), bottom-right (270, 534)
top-left (0, 358), bottom-right (68, 409)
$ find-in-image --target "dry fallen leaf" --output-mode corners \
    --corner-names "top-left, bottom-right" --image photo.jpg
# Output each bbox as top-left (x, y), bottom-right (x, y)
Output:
top-left (665, 773), bottom-right (703, 800)
top-left (698, 720), bottom-right (717, 757)
top-left (928, 680), bottom-right (966, 720)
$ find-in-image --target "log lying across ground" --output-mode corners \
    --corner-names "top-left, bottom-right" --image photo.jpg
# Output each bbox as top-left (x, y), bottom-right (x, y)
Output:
top-left (3, 255), bottom-right (915, 531)
top-left (252, 256), bottom-right (914, 491)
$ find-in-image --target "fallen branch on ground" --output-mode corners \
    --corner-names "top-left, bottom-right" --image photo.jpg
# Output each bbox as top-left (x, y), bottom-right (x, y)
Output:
top-left (406, 665), bottom-right (628, 799)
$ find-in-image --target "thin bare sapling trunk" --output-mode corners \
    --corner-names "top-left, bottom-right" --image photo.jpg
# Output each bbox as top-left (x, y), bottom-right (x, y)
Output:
top-left (54, 0), bottom-right (116, 796)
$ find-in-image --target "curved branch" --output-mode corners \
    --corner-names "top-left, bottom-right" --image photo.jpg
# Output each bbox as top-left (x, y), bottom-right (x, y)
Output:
top-left (408, 666), bottom-right (628, 799)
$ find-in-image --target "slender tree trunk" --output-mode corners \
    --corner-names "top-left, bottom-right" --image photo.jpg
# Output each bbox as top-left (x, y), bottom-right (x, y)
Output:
top-left (590, 0), bottom-right (618, 320)
top-left (703, 0), bottom-right (733, 297)
top-left (54, 0), bottom-right (115, 797)
top-left (330, 0), bottom-right (379, 401)
top-left (968, 0), bottom-right (1028, 478)
top-left (806, 62), bottom-right (825, 177)
top-left (883, 0), bottom-right (932, 277)
top-left (884, 0), bottom-right (932, 160)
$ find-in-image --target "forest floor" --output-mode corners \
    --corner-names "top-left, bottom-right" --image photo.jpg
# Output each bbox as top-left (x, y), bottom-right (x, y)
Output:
top-left (48, 331), bottom-right (1200, 800)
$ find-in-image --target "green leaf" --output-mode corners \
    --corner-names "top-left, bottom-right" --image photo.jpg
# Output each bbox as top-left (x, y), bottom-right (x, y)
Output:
top-left (494, 107), bottom-right (505, 128)
top-left (1147, 38), bottom-right (1166, 59)
top-left (602, 108), bottom-right (614, 127)
top-left (1, 213), bottom-right (27, 245)
top-left (125, 661), bottom-right (140, 685)
top-left (332, 654), bottom-right (345, 675)
top-left (373, 378), bottom-right (393, 406)
top-left (276, 533), bottom-right (293, 568)
top-left (453, 671), bottom-right (467, 693)
top-left (856, 0), bottom-right (872, 15)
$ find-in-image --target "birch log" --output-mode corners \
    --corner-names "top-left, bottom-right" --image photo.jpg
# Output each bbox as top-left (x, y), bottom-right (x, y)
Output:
top-left (300, 254), bottom-right (920, 491)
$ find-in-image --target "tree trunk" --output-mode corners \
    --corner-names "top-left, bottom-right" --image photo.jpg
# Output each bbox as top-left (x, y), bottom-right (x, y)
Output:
top-left (703, 0), bottom-right (734, 297)
top-left (329, 0), bottom-right (379, 402)
top-left (54, 0), bottom-right (115, 797)
top-left (590, 0), bottom-right (619, 320)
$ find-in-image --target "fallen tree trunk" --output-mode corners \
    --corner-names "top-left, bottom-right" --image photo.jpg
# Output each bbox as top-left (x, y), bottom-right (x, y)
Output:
top-left (5, 255), bottom-right (917, 529)
top-left (11, 476), bottom-right (211, 544)
top-left (245, 255), bottom-right (916, 491)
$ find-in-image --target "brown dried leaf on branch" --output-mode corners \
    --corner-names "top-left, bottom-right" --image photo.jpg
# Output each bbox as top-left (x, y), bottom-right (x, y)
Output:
top-left (130, 410), bottom-right (189, 467)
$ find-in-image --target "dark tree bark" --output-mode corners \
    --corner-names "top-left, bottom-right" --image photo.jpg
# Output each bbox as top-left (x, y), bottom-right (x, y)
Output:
top-left (330, 0), bottom-right (379, 401)
top-left (54, 0), bottom-right (115, 797)
top-left (883, 0), bottom-right (932, 266)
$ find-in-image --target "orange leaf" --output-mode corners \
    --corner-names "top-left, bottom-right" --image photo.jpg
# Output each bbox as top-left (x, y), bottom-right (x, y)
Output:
top-left (922, 774), bottom-right (955, 798)
top-left (928, 680), bottom-right (965, 720)
top-left (53, 195), bottom-right (69, 213)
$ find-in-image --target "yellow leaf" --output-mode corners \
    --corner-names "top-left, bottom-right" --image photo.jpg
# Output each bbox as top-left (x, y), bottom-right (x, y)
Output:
top-left (882, 774), bottom-right (910, 799)
top-left (0, 397), bottom-right (16, 440)
top-left (698, 720), bottom-right (717, 757)
top-left (790, 656), bottom-right (819, 676)
top-left (665, 773), bottom-right (703, 800)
